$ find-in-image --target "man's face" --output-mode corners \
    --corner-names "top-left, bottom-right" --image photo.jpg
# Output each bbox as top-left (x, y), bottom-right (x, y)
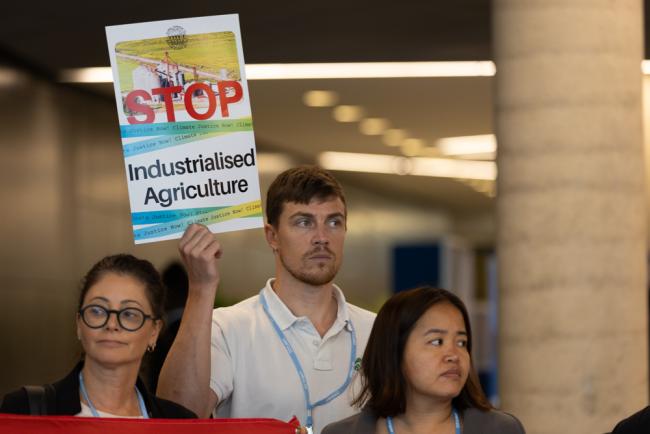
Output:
top-left (266, 196), bottom-right (346, 286)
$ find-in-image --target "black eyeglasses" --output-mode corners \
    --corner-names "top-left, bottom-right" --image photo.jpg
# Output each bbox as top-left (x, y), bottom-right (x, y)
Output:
top-left (79, 305), bottom-right (157, 332)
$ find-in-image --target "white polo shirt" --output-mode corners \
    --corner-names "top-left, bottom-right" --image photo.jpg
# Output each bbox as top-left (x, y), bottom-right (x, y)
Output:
top-left (210, 279), bottom-right (376, 434)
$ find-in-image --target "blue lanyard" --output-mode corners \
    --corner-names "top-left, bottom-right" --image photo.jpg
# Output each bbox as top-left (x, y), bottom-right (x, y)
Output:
top-left (78, 372), bottom-right (149, 418)
top-left (260, 291), bottom-right (357, 433)
top-left (386, 408), bottom-right (461, 434)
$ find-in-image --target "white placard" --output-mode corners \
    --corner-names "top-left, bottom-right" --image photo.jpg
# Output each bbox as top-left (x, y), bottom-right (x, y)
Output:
top-left (106, 14), bottom-right (262, 244)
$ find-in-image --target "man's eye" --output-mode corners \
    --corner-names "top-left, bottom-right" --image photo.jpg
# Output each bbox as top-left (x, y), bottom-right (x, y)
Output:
top-left (327, 219), bottom-right (343, 228)
top-left (296, 219), bottom-right (311, 227)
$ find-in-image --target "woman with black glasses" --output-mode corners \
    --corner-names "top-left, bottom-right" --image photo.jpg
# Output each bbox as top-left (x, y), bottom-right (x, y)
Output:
top-left (0, 254), bottom-right (196, 418)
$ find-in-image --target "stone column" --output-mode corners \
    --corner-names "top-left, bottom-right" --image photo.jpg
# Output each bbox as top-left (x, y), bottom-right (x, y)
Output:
top-left (493, 1), bottom-right (648, 433)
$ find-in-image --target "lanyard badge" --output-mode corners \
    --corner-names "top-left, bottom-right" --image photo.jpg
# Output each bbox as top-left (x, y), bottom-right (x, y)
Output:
top-left (386, 408), bottom-right (461, 434)
top-left (79, 371), bottom-right (149, 418)
top-left (260, 291), bottom-right (357, 432)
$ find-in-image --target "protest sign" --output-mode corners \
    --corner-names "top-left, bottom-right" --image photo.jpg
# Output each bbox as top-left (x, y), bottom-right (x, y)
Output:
top-left (106, 15), bottom-right (262, 244)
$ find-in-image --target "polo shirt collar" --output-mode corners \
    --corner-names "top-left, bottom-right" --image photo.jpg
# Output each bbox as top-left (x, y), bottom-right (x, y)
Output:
top-left (332, 283), bottom-right (353, 333)
top-left (262, 278), bottom-right (352, 332)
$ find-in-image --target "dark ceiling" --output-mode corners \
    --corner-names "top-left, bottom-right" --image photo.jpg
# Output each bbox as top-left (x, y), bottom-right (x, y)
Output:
top-left (0, 1), bottom-right (491, 73)
top-left (3, 1), bottom-right (650, 78)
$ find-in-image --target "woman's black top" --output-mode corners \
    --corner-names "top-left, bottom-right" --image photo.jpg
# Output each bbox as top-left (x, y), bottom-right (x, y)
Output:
top-left (0, 361), bottom-right (196, 418)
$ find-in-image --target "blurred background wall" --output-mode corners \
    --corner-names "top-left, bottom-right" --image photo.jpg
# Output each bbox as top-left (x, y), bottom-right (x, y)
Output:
top-left (0, 70), bottom-right (469, 392)
top-left (1, 2), bottom-right (650, 433)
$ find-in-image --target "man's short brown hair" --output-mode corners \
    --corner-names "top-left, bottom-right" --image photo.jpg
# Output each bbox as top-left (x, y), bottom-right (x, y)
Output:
top-left (266, 165), bottom-right (346, 226)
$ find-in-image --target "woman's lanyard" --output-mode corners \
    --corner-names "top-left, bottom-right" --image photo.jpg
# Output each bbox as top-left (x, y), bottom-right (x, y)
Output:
top-left (260, 291), bottom-right (357, 434)
top-left (386, 408), bottom-right (461, 434)
top-left (78, 372), bottom-right (149, 418)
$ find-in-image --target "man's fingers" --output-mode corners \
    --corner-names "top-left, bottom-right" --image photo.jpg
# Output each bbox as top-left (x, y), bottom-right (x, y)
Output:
top-left (179, 224), bottom-right (221, 276)
top-left (189, 230), bottom-right (216, 259)
top-left (203, 239), bottom-right (223, 260)
top-left (179, 223), bottom-right (203, 246)
top-left (179, 224), bottom-right (201, 253)
top-left (178, 224), bottom-right (220, 296)
top-left (179, 224), bottom-right (210, 257)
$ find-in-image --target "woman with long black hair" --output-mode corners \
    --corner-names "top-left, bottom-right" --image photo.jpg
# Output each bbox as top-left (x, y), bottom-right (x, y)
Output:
top-left (323, 287), bottom-right (525, 434)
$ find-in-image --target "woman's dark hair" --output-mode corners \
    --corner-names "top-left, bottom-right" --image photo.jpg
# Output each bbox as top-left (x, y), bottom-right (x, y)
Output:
top-left (78, 254), bottom-right (165, 320)
top-left (266, 165), bottom-right (346, 227)
top-left (353, 286), bottom-right (492, 417)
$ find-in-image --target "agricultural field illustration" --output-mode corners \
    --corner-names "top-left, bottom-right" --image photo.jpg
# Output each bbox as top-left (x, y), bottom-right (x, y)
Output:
top-left (116, 31), bottom-right (241, 117)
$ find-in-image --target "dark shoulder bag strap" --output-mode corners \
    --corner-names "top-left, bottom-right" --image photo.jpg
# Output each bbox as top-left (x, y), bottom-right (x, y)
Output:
top-left (22, 384), bottom-right (56, 415)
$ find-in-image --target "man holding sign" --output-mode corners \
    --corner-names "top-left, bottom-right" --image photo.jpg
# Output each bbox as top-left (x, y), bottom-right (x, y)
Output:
top-left (158, 166), bottom-right (375, 434)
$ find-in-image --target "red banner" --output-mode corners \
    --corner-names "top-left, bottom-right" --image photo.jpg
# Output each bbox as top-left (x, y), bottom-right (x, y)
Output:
top-left (0, 414), bottom-right (300, 434)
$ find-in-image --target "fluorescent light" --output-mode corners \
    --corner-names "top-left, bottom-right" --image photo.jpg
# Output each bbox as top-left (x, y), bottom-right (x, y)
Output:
top-left (319, 151), bottom-right (496, 180)
top-left (359, 118), bottom-right (390, 135)
top-left (319, 152), bottom-right (404, 174)
top-left (55, 61), bottom-right (650, 83)
top-left (0, 67), bottom-right (23, 86)
top-left (246, 61), bottom-right (496, 79)
top-left (333, 105), bottom-right (365, 122)
top-left (437, 134), bottom-right (496, 158)
top-left (257, 153), bottom-right (294, 174)
top-left (634, 60), bottom-right (650, 75)
top-left (60, 67), bottom-right (114, 83)
top-left (303, 90), bottom-right (339, 107)
top-left (60, 61), bottom-right (497, 83)
top-left (412, 157), bottom-right (495, 180)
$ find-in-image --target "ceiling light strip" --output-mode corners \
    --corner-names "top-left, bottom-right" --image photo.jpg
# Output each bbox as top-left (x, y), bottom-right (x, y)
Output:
top-left (319, 151), bottom-right (496, 180)
top-left (60, 61), bottom-right (497, 83)
top-left (60, 61), bottom-right (650, 83)
top-left (436, 134), bottom-right (497, 156)
top-left (245, 61), bottom-right (496, 79)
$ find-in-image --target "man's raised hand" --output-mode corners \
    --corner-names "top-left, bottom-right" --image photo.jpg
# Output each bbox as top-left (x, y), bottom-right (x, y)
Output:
top-left (179, 223), bottom-right (222, 295)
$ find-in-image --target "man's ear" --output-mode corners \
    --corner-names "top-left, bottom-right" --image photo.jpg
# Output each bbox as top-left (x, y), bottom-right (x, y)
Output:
top-left (264, 223), bottom-right (279, 252)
